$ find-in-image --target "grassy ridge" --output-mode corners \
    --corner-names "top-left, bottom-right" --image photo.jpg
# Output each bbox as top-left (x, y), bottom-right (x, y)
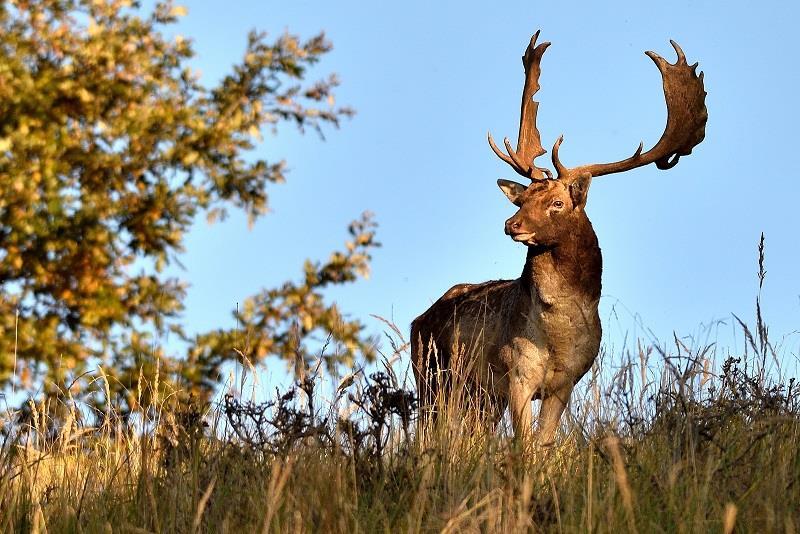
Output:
top-left (2, 242), bottom-right (799, 532)
top-left (1, 321), bottom-right (798, 533)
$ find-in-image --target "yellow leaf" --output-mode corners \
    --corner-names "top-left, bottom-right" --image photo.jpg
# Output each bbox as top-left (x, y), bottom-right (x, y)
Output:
top-left (248, 125), bottom-right (262, 140)
top-left (182, 151), bottom-right (199, 165)
top-left (206, 208), bottom-right (222, 225)
top-left (88, 19), bottom-right (101, 37)
top-left (78, 88), bottom-right (93, 103)
top-left (170, 5), bottom-right (188, 17)
top-left (0, 137), bottom-right (10, 151)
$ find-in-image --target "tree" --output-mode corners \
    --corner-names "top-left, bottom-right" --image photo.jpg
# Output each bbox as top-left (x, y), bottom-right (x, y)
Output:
top-left (0, 0), bottom-right (379, 416)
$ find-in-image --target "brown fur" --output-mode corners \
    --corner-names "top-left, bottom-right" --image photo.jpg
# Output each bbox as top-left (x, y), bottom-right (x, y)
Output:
top-left (413, 34), bottom-right (706, 442)
top-left (418, 32), bottom-right (708, 442)
top-left (411, 179), bottom-right (602, 442)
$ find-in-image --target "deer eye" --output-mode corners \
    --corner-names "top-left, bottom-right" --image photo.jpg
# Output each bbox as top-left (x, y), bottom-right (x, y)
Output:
top-left (552, 200), bottom-right (564, 209)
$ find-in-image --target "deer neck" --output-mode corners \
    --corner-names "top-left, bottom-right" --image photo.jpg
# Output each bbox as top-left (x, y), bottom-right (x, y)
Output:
top-left (519, 217), bottom-right (602, 309)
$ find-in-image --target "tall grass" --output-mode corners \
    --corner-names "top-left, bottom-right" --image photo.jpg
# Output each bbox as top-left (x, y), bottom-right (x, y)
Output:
top-left (2, 241), bottom-right (799, 532)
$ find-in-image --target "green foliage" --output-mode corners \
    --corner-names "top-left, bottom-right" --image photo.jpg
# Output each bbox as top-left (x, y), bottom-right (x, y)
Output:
top-left (184, 213), bottom-right (380, 400)
top-left (0, 0), bottom-right (373, 413)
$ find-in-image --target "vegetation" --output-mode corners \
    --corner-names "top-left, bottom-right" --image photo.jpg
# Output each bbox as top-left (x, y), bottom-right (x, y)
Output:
top-left (1, 1), bottom-right (797, 532)
top-left (0, 0), bottom-right (379, 415)
top-left (1, 278), bottom-right (798, 531)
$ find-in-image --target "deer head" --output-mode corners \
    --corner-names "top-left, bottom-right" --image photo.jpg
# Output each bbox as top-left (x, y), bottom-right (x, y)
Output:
top-left (490, 31), bottom-right (708, 247)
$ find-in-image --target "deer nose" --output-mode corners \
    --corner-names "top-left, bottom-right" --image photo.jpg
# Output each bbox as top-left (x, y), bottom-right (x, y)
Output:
top-left (505, 219), bottom-right (521, 235)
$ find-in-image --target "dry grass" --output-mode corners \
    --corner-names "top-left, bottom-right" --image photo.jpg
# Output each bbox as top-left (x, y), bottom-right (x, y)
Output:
top-left (2, 239), bottom-right (799, 532)
top-left (2, 322), bottom-right (799, 533)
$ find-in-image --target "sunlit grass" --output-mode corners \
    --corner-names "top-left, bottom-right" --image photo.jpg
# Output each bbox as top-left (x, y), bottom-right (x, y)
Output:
top-left (2, 314), bottom-right (799, 533)
top-left (2, 241), bottom-right (799, 532)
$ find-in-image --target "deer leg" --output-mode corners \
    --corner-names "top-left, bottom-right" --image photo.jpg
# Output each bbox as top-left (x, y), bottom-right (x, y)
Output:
top-left (509, 382), bottom-right (535, 440)
top-left (537, 385), bottom-right (572, 445)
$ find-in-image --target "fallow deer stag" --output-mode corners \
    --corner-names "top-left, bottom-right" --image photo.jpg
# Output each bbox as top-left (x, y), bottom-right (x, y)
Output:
top-left (411, 31), bottom-right (707, 443)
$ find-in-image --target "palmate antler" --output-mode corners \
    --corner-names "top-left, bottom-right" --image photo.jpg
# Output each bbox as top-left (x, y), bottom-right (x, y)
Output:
top-left (491, 33), bottom-right (708, 183)
top-left (488, 30), bottom-right (552, 181)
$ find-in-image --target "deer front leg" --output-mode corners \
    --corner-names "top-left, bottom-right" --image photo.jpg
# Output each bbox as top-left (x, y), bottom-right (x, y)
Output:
top-left (508, 381), bottom-right (534, 440)
top-left (538, 385), bottom-right (573, 445)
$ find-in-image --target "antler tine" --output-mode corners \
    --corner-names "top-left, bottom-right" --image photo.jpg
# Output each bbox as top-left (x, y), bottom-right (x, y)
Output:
top-left (555, 41), bottom-right (707, 181)
top-left (504, 137), bottom-right (531, 172)
top-left (488, 30), bottom-right (552, 181)
top-left (488, 133), bottom-right (525, 174)
top-left (669, 40), bottom-right (686, 64)
top-left (551, 135), bottom-right (568, 177)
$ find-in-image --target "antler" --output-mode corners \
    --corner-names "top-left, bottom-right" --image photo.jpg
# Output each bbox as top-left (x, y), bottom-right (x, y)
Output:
top-left (488, 30), bottom-right (552, 181)
top-left (552, 41), bottom-right (708, 181)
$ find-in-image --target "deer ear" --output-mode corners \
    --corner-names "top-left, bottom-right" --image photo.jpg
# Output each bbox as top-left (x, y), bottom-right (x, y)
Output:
top-left (568, 172), bottom-right (592, 210)
top-left (497, 179), bottom-right (527, 206)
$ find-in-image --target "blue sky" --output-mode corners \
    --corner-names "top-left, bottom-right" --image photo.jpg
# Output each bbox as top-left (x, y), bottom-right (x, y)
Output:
top-left (163, 0), bottom-right (799, 375)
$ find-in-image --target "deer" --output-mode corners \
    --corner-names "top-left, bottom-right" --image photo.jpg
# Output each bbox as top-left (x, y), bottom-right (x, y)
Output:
top-left (411, 31), bottom-right (707, 443)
